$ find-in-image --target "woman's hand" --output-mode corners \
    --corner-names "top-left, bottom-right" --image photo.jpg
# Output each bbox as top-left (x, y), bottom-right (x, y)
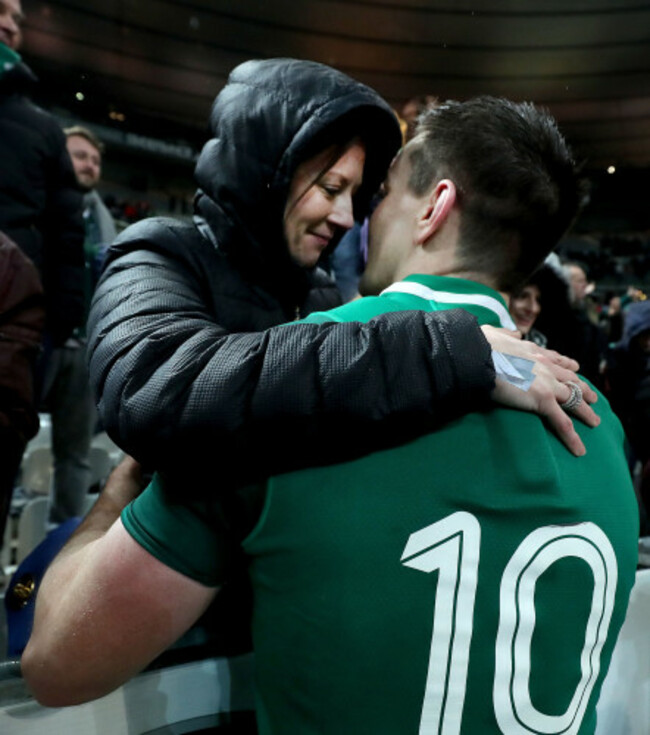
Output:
top-left (482, 325), bottom-right (600, 457)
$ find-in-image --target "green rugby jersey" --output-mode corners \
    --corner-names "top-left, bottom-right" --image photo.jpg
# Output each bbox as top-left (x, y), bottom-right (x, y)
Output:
top-left (123, 274), bottom-right (639, 735)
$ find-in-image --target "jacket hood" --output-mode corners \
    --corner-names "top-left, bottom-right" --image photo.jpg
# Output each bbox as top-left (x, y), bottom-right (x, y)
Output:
top-left (194, 58), bottom-right (402, 301)
top-left (620, 301), bottom-right (650, 350)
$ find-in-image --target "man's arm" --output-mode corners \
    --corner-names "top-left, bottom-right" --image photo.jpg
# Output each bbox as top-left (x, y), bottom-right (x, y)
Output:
top-left (21, 459), bottom-right (218, 707)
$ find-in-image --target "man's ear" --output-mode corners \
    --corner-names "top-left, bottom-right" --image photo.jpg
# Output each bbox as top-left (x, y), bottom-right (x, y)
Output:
top-left (415, 179), bottom-right (457, 245)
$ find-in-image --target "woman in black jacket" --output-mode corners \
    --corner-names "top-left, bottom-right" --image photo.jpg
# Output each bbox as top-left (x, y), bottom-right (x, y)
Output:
top-left (88, 58), bottom-right (593, 491)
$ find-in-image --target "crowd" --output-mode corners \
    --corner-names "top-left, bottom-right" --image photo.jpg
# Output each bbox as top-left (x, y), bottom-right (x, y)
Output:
top-left (507, 256), bottom-right (650, 530)
top-left (0, 0), bottom-right (647, 732)
top-left (560, 233), bottom-right (650, 289)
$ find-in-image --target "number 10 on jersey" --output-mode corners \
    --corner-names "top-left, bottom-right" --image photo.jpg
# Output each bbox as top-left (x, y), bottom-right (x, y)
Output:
top-left (401, 512), bottom-right (617, 735)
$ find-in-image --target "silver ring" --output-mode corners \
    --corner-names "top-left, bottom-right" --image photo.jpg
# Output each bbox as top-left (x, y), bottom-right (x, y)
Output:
top-left (560, 381), bottom-right (583, 410)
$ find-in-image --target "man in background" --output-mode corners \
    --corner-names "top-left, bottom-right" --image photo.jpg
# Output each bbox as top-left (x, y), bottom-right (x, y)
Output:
top-left (23, 98), bottom-right (638, 734)
top-left (65, 125), bottom-right (117, 273)
top-left (40, 126), bottom-right (117, 526)
top-left (563, 260), bottom-right (607, 387)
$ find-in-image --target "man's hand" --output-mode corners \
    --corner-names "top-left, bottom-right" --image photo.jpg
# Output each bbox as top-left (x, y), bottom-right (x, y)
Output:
top-left (49, 455), bottom-right (147, 563)
top-left (482, 325), bottom-right (599, 457)
top-left (99, 455), bottom-right (147, 513)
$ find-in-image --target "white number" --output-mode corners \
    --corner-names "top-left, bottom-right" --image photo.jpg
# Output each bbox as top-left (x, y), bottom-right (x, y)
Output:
top-left (401, 516), bottom-right (617, 735)
top-left (401, 512), bottom-right (481, 735)
top-left (494, 524), bottom-right (617, 735)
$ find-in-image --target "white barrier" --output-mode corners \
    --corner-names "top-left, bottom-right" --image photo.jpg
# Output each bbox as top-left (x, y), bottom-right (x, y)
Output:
top-left (596, 568), bottom-right (650, 735)
top-left (0, 654), bottom-right (254, 735)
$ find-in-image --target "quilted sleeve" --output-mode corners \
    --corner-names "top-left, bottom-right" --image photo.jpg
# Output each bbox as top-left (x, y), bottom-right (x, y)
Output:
top-left (88, 242), bottom-right (495, 487)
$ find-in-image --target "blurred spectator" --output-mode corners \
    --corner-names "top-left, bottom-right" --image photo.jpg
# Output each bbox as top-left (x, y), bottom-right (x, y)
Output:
top-left (39, 126), bottom-right (116, 526)
top-left (601, 293), bottom-right (624, 344)
top-left (508, 256), bottom-right (607, 388)
top-left (565, 260), bottom-right (602, 321)
top-left (606, 301), bottom-right (650, 462)
top-left (401, 94), bottom-right (438, 141)
top-left (558, 233), bottom-right (650, 292)
top-left (0, 231), bottom-right (45, 547)
top-left (605, 300), bottom-right (650, 527)
top-left (566, 261), bottom-right (591, 304)
top-left (65, 125), bottom-right (117, 278)
top-left (123, 200), bottom-right (151, 223)
top-left (625, 285), bottom-right (647, 305)
top-left (0, 3), bottom-right (84, 368)
top-left (560, 260), bottom-right (607, 387)
top-left (509, 279), bottom-right (545, 346)
top-left (509, 258), bottom-right (575, 352)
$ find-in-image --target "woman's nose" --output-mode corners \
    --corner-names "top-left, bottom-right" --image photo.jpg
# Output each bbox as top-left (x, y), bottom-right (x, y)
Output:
top-left (329, 193), bottom-right (355, 230)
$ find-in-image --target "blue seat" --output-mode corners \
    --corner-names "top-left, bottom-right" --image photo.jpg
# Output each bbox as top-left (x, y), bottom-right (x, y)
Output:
top-left (4, 518), bottom-right (81, 657)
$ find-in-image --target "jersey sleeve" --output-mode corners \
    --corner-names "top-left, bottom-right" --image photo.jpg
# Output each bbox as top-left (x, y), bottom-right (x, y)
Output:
top-left (121, 474), bottom-right (227, 587)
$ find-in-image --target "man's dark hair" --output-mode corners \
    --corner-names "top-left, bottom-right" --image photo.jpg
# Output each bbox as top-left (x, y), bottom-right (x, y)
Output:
top-left (407, 97), bottom-right (587, 291)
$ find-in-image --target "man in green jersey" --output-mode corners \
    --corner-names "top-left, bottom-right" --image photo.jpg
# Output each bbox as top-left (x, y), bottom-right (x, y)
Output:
top-left (23, 98), bottom-right (638, 734)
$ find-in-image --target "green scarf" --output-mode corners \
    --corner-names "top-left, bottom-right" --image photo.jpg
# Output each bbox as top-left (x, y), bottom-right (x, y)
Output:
top-left (0, 43), bottom-right (21, 80)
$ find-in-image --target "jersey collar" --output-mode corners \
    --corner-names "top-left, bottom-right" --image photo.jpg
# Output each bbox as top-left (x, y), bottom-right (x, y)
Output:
top-left (381, 274), bottom-right (517, 331)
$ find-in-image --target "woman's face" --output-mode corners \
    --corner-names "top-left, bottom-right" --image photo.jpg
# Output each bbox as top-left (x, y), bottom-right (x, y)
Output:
top-left (509, 284), bottom-right (541, 335)
top-left (284, 140), bottom-right (366, 268)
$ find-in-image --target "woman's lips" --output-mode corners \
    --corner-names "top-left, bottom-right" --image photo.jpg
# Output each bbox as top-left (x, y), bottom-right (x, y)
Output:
top-left (308, 231), bottom-right (331, 248)
top-left (517, 317), bottom-right (535, 327)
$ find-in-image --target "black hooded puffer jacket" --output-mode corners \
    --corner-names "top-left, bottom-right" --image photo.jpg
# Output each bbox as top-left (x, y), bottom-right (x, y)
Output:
top-left (88, 59), bottom-right (495, 487)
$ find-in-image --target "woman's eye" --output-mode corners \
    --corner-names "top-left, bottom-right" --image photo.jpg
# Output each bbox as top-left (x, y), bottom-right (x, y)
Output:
top-left (322, 185), bottom-right (340, 196)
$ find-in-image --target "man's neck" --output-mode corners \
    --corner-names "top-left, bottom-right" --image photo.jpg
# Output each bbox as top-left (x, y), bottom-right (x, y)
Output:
top-left (393, 253), bottom-right (509, 304)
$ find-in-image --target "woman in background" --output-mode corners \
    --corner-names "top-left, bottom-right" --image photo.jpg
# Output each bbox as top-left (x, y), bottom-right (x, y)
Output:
top-left (509, 278), bottom-right (547, 347)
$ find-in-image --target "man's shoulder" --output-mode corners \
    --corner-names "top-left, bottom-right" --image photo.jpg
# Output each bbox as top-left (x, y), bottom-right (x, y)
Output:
top-left (300, 294), bottom-right (387, 324)
top-left (0, 92), bottom-right (66, 147)
top-left (4, 90), bottom-right (53, 121)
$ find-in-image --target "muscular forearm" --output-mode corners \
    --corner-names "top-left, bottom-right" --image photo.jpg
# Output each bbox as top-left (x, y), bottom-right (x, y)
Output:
top-left (21, 459), bottom-right (216, 706)
top-left (21, 459), bottom-right (145, 705)
top-left (21, 527), bottom-right (137, 706)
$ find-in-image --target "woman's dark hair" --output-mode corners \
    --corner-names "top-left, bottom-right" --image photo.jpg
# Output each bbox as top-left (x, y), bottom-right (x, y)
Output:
top-left (283, 106), bottom-right (400, 259)
top-left (289, 107), bottom-right (399, 224)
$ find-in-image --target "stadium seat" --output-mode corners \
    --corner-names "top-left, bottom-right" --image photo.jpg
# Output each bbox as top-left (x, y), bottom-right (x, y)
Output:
top-left (18, 448), bottom-right (53, 496)
top-left (15, 497), bottom-right (49, 565)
